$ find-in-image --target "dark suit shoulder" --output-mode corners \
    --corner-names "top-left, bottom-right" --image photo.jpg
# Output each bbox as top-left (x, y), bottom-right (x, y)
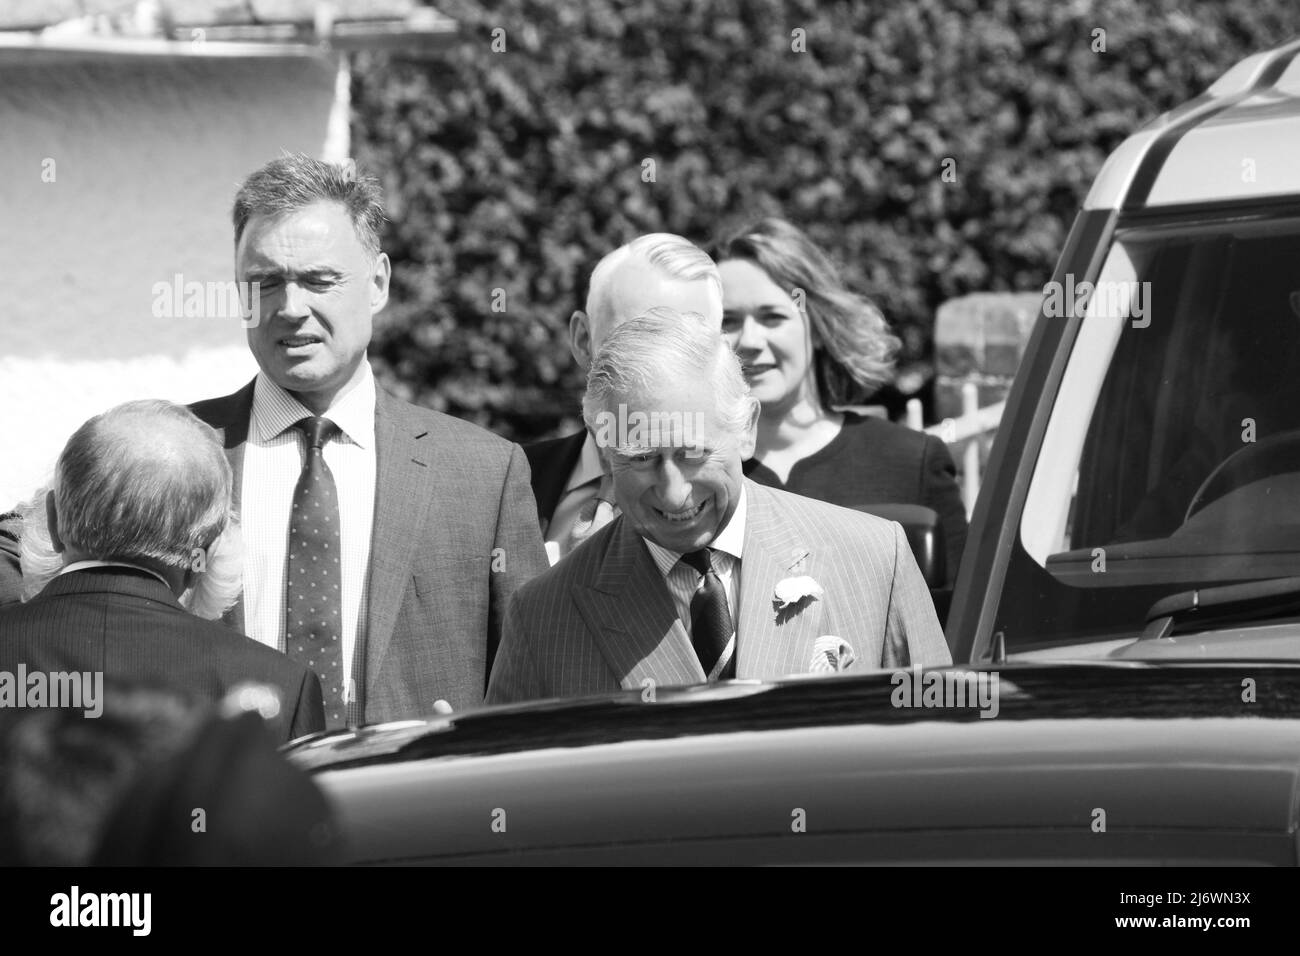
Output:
top-left (522, 431), bottom-right (586, 524)
top-left (189, 380), bottom-right (256, 428)
top-left (523, 431), bottom-right (585, 470)
top-left (190, 617), bottom-right (312, 680)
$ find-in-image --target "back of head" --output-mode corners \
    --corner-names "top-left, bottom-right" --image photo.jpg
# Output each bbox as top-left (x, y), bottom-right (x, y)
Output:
top-left (584, 233), bottom-right (723, 340)
top-left (54, 400), bottom-right (231, 571)
top-left (710, 216), bottom-right (899, 405)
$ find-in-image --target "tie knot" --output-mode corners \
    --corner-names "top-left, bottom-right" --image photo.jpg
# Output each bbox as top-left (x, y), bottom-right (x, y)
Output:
top-left (680, 548), bottom-right (716, 576)
top-left (294, 416), bottom-right (339, 450)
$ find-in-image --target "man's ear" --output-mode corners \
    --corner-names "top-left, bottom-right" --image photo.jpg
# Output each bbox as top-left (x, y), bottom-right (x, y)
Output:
top-left (569, 310), bottom-right (593, 370)
top-left (738, 397), bottom-right (762, 461)
top-left (370, 252), bottom-right (391, 315)
top-left (45, 491), bottom-right (64, 553)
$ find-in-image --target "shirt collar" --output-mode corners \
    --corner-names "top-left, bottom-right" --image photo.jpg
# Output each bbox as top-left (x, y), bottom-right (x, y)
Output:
top-left (644, 485), bottom-right (747, 578)
top-left (60, 559), bottom-right (172, 589)
top-left (249, 363), bottom-right (376, 449)
top-left (565, 430), bottom-right (606, 493)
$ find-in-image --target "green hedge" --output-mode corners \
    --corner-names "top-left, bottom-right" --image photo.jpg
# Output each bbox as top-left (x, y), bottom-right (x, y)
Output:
top-left (351, 0), bottom-right (1300, 440)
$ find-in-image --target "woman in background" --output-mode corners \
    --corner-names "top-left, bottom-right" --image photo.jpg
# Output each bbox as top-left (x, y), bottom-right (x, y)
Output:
top-left (710, 217), bottom-right (967, 585)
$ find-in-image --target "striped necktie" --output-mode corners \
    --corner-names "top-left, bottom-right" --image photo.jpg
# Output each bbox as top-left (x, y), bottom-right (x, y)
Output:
top-left (680, 548), bottom-right (735, 680)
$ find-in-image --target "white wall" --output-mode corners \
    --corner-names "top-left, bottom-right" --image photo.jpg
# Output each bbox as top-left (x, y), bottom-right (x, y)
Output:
top-left (0, 48), bottom-right (339, 505)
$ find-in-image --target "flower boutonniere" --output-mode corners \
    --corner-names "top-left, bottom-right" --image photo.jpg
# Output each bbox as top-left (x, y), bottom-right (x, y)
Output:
top-left (773, 547), bottom-right (822, 623)
top-left (773, 575), bottom-right (823, 611)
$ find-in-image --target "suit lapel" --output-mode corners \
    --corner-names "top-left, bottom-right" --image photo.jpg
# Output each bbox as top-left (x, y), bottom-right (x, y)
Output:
top-left (525, 431), bottom-right (586, 527)
top-left (364, 390), bottom-right (439, 684)
top-left (574, 518), bottom-right (704, 689)
top-left (736, 482), bottom-right (826, 679)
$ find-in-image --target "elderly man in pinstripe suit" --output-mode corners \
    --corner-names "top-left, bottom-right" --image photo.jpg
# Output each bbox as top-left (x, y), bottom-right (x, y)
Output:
top-left (487, 310), bottom-right (949, 704)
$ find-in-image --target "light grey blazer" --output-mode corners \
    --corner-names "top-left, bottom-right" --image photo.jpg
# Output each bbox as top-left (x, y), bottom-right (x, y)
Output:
top-left (487, 479), bottom-right (951, 704)
top-left (191, 379), bottom-right (550, 721)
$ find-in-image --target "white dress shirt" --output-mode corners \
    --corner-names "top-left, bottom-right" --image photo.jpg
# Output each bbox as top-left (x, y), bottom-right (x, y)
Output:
top-left (240, 366), bottom-right (376, 703)
top-left (544, 430), bottom-right (605, 550)
top-left (644, 487), bottom-right (747, 674)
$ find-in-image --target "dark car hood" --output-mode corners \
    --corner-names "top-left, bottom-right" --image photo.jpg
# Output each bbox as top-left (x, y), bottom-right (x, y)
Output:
top-left (288, 664), bottom-right (1300, 864)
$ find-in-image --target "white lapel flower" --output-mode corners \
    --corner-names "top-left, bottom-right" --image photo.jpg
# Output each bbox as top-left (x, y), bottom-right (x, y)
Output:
top-left (773, 548), bottom-right (820, 622)
top-left (773, 575), bottom-right (823, 610)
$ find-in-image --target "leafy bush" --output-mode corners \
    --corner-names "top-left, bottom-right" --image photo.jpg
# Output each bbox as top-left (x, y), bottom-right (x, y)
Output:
top-left (352, 0), bottom-right (1300, 438)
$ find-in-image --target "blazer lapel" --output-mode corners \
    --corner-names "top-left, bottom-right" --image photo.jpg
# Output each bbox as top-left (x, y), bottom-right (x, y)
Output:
top-left (364, 390), bottom-right (439, 685)
top-left (736, 482), bottom-right (827, 679)
top-left (573, 518), bottom-right (704, 689)
top-left (525, 430), bottom-right (586, 528)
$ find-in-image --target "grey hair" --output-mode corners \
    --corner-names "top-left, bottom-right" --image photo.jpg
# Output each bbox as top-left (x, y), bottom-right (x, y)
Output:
top-left (232, 152), bottom-right (385, 258)
top-left (585, 233), bottom-right (723, 326)
top-left (16, 485), bottom-right (60, 602)
top-left (583, 307), bottom-right (755, 437)
top-left (53, 400), bottom-right (232, 572)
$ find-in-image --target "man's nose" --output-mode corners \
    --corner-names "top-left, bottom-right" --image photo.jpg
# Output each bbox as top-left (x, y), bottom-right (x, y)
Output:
top-left (655, 459), bottom-right (692, 510)
top-left (279, 281), bottom-right (311, 320)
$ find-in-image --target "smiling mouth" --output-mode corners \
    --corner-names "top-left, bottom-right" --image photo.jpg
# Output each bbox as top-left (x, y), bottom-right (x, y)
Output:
top-left (279, 335), bottom-right (322, 348)
top-left (655, 501), bottom-right (707, 523)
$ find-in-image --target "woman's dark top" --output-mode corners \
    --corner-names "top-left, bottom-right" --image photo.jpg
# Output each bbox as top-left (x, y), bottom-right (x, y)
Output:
top-left (743, 413), bottom-right (968, 585)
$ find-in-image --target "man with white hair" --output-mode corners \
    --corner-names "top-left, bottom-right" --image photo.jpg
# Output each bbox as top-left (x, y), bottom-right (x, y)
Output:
top-left (0, 400), bottom-right (324, 742)
top-left (526, 233), bottom-right (723, 562)
top-left (488, 311), bottom-right (950, 703)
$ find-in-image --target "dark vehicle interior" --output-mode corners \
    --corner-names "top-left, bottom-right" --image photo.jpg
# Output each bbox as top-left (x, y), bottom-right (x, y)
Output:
top-left (994, 216), bottom-right (1300, 654)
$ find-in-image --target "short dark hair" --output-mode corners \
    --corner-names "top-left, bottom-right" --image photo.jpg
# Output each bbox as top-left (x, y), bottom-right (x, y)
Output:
top-left (232, 152), bottom-right (386, 258)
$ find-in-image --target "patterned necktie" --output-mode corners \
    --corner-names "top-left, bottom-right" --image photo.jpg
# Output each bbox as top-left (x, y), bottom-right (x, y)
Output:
top-left (285, 416), bottom-right (346, 728)
top-left (680, 548), bottom-right (735, 680)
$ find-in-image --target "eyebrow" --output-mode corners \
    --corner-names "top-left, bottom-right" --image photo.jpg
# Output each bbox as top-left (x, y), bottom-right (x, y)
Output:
top-left (243, 266), bottom-right (344, 283)
top-left (722, 304), bottom-right (792, 315)
top-left (613, 444), bottom-right (713, 457)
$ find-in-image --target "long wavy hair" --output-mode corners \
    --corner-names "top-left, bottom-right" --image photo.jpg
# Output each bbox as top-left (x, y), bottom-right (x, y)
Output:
top-left (709, 217), bottom-right (899, 409)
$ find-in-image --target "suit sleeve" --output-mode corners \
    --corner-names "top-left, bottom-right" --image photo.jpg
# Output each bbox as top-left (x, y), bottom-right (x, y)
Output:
top-left (921, 435), bottom-right (968, 587)
top-left (288, 667), bottom-right (326, 740)
top-left (485, 589), bottom-right (544, 705)
top-left (486, 444), bottom-right (551, 691)
top-left (881, 520), bottom-right (952, 668)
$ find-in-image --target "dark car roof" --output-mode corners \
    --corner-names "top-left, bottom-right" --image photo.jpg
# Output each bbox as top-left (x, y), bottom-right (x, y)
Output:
top-left (289, 664), bottom-right (1300, 864)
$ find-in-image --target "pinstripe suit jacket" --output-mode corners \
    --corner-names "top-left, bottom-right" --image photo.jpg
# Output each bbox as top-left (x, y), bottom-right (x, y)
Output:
top-left (486, 480), bottom-right (951, 704)
top-left (0, 567), bottom-right (324, 743)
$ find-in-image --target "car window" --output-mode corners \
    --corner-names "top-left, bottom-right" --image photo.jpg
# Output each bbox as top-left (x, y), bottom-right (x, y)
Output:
top-left (1003, 215), bottom-right (1300, 652)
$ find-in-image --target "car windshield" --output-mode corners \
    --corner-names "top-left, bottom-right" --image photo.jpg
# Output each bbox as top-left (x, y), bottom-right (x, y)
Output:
top-left (998, 212), bottom-right (1300, 653)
